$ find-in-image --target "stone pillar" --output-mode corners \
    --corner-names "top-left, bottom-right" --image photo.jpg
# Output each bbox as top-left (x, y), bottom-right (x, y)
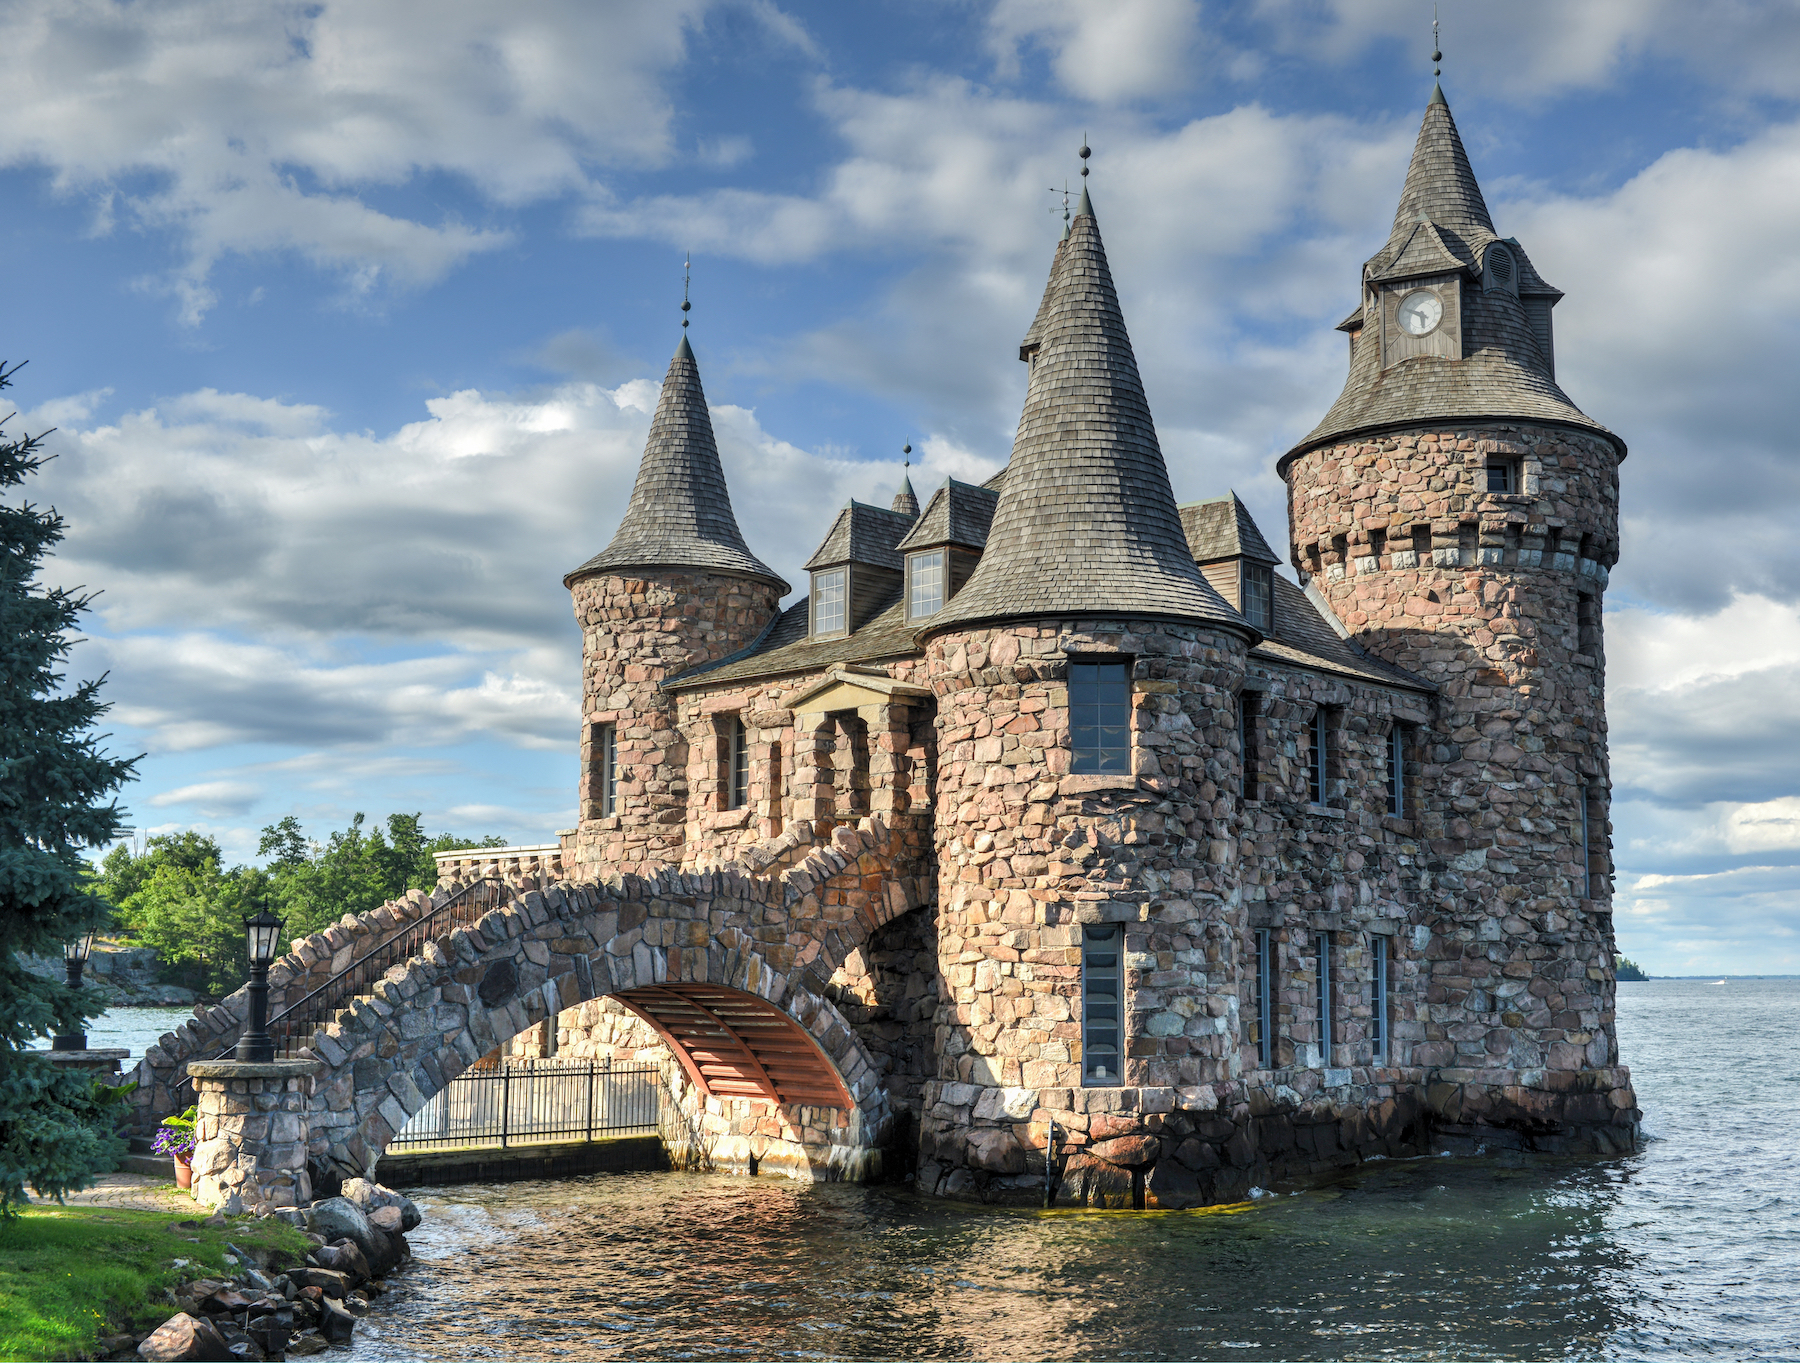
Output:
top-left (187, 1059), bottom-right (321, 1212)
top-left (42, 1048), bottom-right (129, 1081)
top-left (790, 714), bottom-right (839, 827)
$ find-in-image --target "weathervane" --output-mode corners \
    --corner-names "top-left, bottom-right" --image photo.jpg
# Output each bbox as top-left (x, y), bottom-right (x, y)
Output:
top-left (1046, 179), bottom-right (1071, 228)
top-left (1432, 5), bottom-right (1442, 77)
top-left (682, 252), bottom-right (691, 329)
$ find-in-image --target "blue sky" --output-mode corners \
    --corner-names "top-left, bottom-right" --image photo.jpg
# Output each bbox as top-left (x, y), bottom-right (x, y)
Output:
top-left (6, 0), bottom-right (1800, 975)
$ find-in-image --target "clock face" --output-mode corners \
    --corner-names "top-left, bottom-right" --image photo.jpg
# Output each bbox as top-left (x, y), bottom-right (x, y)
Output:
top-left (1396, 288), bottom-right (1444, 337)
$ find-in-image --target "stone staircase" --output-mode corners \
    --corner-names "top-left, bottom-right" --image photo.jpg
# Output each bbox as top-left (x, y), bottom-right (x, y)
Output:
top-left (119, 1134), bottom-right (172, 1178)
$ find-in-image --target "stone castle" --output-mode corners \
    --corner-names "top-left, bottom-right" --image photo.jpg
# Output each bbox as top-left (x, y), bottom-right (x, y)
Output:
top-left (495, 80), bottom-right (1640, 1205)
top-left (150, 79), bottom-right (1638, 1214)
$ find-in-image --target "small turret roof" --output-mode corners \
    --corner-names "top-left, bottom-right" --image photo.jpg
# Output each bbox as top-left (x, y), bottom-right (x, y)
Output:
top-left (891, 470), bottom-right (920, 519)
top-left (1180, 492), bottom-right (1281, 566)
top-left (924, 194), bottom-right (1249, 638)
top-left (1282, 86), bottom-right (1622, 471)
top-left (565, 337), bottom-right (787, 591)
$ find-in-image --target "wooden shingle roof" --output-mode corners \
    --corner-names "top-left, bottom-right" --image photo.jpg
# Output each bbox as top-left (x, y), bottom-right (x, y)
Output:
top-left (925, 195), bottom-right (1249, 638)
top-left (895, 478), bottom-right (999, 554)
top-left (1180, 493), bottom-right (1281, 566)
top-left (565, 336), bottom-right (787, 591)
top-left (1282, 88), bottom-right (1623, 471)
top-left (803, 500), bottom-right (917, 572)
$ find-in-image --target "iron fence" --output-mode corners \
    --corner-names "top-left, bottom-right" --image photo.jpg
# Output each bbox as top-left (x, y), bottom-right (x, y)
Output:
top-left (387, 1057), bottom-right (661, 1153)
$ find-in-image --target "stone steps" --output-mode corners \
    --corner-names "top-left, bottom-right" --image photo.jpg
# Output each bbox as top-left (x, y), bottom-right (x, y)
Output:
top-left (119, 1153), bottom-right (172, 1177)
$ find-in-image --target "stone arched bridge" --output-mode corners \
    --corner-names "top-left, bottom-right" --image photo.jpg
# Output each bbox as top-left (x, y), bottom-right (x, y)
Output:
top-left (133, 815), bottom-right (932, 1210)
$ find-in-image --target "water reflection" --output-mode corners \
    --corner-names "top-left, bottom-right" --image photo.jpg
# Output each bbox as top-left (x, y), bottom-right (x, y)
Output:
top-left (353, 1156), bottom-right (1644, 1361)
top-left (351, 981), bottom-right (1800, 1361)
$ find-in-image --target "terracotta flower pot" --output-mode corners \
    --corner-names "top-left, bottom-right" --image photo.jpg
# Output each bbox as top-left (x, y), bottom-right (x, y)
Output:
top-left (174, 1156), bottom-right (193, 1191)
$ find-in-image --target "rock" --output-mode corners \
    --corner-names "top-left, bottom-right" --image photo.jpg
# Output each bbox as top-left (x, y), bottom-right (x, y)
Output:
top-left (1090, 1135), bottom-right (1160, 1168)
top-left (137, 1313), bottom-right (232, 1362)
top-left (314, 1239), bottom-right (370, 1283)
top-left (316, 1295), bottom-right (358, 1345)
top-left (101, 1332), bottom-right (141, 1357)
top-left (286, 1332), bottom-right (329, 1357)
top-left (963, 1128), bottom-right (1026, 1174)
top-left (304, 1197), bottom-right (382, 1265)
top-left (212, 1321), bottom-right (264, 1362)
top-left (1146, 1159), bottom-right (1205, 1210)
top-left (200, 1286), bottom-right (252, 1314)
top-left (286, 1267), bottom-right (351, 1298)
top-left (340, 1177), bottom-right (421, 1233)
top-left (367, 1204), bottom-right (403, 1234)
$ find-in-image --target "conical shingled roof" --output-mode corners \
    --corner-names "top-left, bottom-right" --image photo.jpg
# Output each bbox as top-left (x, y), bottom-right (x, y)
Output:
top-left (565, 336), bottom-right (788, 591)
top-left (891, 470), bottom-right (920, 519)
top-left (1282, 86), bottom-right (1621, 471)
top-left (925, 196), bottom-right (1249, 638)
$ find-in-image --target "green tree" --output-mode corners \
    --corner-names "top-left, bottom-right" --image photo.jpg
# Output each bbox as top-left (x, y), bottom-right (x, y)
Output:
top-left (0, 363), bottom-right (138, 1210)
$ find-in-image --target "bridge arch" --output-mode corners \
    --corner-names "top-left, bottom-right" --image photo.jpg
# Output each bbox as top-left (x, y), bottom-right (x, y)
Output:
top-left (144, 813), bottom-right (932, 1201)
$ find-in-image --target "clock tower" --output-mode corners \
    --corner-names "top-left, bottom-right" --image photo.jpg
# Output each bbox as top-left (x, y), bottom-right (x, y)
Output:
top-left (1279, 81), bottom-right (1637, 1150)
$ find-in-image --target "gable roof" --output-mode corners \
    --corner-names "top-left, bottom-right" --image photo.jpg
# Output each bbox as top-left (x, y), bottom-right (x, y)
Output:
top-left (565, 335), bottom-right (787, 591)
top-left (895, 478), bottom-right (999, 554)
top-left (803, 500), bottom-right (916, 573)
top-left (1180, 493), bottom-right (1281, 566)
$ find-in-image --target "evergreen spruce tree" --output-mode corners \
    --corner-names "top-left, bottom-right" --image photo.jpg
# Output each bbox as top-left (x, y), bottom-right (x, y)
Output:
top-left (0, 361), bottom-right (138, 1211)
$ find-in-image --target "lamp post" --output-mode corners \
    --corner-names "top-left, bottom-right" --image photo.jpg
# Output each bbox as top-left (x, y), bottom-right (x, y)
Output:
top-left (234, 908), bottom-right (286, 1063)
top-left (51, 929), bottom-right (99, 1051)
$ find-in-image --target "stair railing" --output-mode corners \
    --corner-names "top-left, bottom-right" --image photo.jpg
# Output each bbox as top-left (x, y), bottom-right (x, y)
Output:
top-left (172, 877), bottom-right (512, 1100)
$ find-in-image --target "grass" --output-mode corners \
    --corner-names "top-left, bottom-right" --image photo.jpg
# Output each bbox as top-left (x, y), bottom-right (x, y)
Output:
top-left (0, 1203), bottom-right (312, 1361)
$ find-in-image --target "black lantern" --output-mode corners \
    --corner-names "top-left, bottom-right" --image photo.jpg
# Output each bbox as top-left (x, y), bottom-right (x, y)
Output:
top-left (51, 929), bottom-right (99, 1051)
top-left (234, 908), bottom-right (287, 1063)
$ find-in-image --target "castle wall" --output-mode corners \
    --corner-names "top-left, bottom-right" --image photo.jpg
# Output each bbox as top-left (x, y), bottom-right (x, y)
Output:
top-left (1283, 422), bottom-right (1637, 1143)
top-left (566, 570), bottom-right (783, 878)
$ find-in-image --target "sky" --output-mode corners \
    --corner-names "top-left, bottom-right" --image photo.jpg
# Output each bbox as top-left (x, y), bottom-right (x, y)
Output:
top-left (4, 0), bottom-right (1799, 976)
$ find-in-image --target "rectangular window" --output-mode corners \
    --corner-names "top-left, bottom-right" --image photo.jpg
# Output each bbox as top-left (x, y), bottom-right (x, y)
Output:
top-left (727, 716), bottom-right (749, 810)
top-left (595, 722), bottom-right (617, 818)
top-left (1315, 932), bottom-right (1333, 1064)
top-left (1081, 924), bottom-right (1124, 1086)
top-left (1485, 460), bottom-right (1516, 494)
top-left (1246, 928), bottom-right (1273, 1068)
top-left (1069, 660), bottom-right (1131, 775)
top-left (1386, 725), bottom-right (1407, 817)
top-left (1308, 708), bottom-right (1329, 805)
top-left (1238, 692), bottom-right (1258, 801)
top-left (1578, 592), bottom-right (1600, 658)
top-left (1240, 562), bottom-right (1274, 632)
top-left (908, 550), bottom-right (945, 618)
top-left (812, 568), bottom-right (847, 636)
top-left (1580, 786), bottom-right (1608, 900)
top-left (1371, 935), bottom-right (1389, 1063)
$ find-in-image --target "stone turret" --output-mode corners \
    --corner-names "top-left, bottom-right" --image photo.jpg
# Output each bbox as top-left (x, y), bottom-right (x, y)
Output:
top-left (914, 189), bottom-right (1258, 1187)
top-left (563, 335), bottom-right (787, 877)
top-left (1279, 83), bottom-right (1636, 1147)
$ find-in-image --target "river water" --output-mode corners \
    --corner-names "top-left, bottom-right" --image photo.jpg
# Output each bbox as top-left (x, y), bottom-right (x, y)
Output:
top-left (343, 978), bottom-right (1798, 1361)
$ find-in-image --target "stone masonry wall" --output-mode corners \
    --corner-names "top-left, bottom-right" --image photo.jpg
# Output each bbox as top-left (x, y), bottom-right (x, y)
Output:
top-left (1284, 421), bottom-right (1637, 1143)
top-left (566, 570), bottom-right (783, 878)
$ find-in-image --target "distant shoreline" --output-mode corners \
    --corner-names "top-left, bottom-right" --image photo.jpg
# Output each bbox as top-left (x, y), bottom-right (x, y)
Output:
top-left (1621, 975), bottom-right (1800, 981)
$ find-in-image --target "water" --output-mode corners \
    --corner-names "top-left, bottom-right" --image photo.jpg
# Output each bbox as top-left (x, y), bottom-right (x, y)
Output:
top-left (349, 979), bottom-right (1800, 1361)
top-left (28, 1004), bottom-right (194, 1062)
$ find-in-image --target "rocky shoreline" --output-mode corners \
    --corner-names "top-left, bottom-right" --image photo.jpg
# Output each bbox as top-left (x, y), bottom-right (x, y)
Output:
top-left (117, 1178), bottom-right (419, 1361)
top-left (21, 944), bottom-right (200, 1008)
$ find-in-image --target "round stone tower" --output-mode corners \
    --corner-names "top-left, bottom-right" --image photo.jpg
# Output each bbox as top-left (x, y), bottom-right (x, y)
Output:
top-left (913, 188), bottom-right (1259, 1193)
top-left (563, 335), bottom-right (788, 878)
top-left (1278, 83), bottom-right (1637, 1147)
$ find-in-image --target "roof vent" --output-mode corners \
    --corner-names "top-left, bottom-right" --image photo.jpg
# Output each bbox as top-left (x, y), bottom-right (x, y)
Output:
top-left (1484, 243), bottom-right (1518, 295)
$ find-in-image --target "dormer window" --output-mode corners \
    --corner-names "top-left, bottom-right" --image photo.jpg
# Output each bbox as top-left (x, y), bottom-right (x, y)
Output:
top-left (1483, 242), bottom-right (1518, 296)
top-left (812, 569), bottom-right (846, 637)
top-left (1241, 562), bottom-right (1273, 632)
top-left (908, 550), bottom-right (944, 619)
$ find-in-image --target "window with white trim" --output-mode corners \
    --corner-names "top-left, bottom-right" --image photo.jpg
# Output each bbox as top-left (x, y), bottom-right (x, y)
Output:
top-left (1386, 724), bottom-right (1407, 817)
top-left (812, 569), bottom-right (847, 636)
top-left (1307, 708), bottom-right (1330, 805)
top-left (1246, 927), bottom-right (1273, 1068)
top-left (1371, 935), bottom-right (1390, 1063)
top-left (907, 550), bottom-right (945, 618)
top-left (1241, 562), bottom-right (1273, 632)
top-left (595, 722), bottom-right (617, 817)
top-left (727, 716), bottom-right (749, 810)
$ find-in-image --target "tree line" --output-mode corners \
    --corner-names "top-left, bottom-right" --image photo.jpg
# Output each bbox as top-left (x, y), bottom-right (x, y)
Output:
top-left (94, 814), bottom-right (509, 998)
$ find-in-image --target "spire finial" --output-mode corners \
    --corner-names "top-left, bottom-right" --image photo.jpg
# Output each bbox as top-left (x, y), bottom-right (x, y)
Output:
top-left (1432, 4), bottom-right (1442, 77)
top-left (1079, 134), bottom-right (1091, 178)
top-left (903, 442), bottom-right (911, 469)
top-left (681, 251), bottom-right (691, 330)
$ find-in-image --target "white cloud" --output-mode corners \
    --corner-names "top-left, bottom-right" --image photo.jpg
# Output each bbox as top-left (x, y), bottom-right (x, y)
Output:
top-left (986, 0), bottom-right (1204, 103)
top-left (146, 780), bottom-right (262, 818)
top-left (0, 0), bottom-right (758, 317)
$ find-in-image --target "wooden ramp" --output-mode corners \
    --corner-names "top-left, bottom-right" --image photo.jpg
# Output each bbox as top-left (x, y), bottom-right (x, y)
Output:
top-left (613, 983), bottom-right (852, 1109)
